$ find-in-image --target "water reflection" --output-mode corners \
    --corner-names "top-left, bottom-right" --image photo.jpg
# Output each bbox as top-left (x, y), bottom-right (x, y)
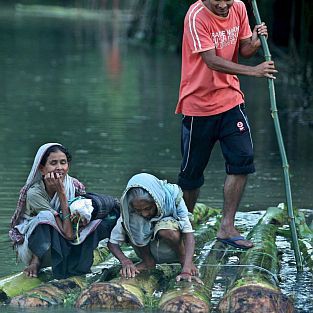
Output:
top-left (0, 4), bottom-right (312, 313)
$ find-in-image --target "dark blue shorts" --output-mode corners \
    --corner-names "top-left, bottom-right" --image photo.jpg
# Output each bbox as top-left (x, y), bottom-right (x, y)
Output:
top-left (178, 104), bottom-right (255, 190)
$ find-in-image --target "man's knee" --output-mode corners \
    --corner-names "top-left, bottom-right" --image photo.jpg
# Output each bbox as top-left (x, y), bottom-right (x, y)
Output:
top-left (178, 173), bottom-right (204, 190)
top-left (225, 154), bottom-right (255, 175)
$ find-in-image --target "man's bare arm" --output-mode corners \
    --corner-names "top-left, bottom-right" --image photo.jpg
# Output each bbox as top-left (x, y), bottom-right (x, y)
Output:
top-left (239, 23), bottom-right (267, 58)
top-left (200, 49), bottom-right (277, 79)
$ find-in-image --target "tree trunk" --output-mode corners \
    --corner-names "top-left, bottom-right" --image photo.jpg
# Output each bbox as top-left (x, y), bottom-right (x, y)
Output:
top-left (9, 276), bottom-right (86, 307)
top-left (7, 245), bottom-right (133, 308)
top-left (218, 205), bottom-right (294, 313)
top-left (157, 210), bottom-right (222, 313)
top-left (0, 269), bottom-right (53, 303)
top-left (127, 0), bottom-right (155, 43)
top-left (76, 268), bottom-right (165, 309)
top-left (159, 240), bottom-right (227, 313)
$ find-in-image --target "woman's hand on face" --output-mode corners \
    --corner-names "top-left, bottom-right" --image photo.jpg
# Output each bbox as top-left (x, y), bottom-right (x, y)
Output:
top-left (43, 172), bottom-right (65, 193)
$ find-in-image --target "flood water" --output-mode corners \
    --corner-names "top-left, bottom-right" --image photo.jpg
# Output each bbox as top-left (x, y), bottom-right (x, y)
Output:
top-left (0, 2), bottom-right (312, 313)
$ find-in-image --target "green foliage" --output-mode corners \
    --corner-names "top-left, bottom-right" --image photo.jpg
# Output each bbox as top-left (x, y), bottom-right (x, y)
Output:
top-left (143, 292), bottom-right (161, 308)
top-left (63, 292), bottom-right (80, 307)
top-left (128, 0), bottom-right (194, 51)
top-left (160, 0), bottom-right (194, 50)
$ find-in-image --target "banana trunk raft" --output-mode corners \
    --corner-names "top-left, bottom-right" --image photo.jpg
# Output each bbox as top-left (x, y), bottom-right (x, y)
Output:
top-left (158, 240), bottom-right (228, 313)
top-left (1, 203), bottom-right (311, 312)
top-left (1, 203), bottom-right (215, 306)
top-left (0, 245), bottom-right (110, 302)
top-left (218, 206), bottom-right (294, 313)
top-left (75, 204), bottom-right (221, 309)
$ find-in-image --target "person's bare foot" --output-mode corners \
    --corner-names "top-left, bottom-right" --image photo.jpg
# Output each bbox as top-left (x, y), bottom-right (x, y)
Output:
top-left (135, 260), bottom-right (156, 272)
top-left (24, 255), bottom-right (41, 278)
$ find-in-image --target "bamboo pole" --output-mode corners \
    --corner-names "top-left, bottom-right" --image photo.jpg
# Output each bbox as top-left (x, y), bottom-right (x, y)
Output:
top-left (250, 0), bottom-right (303, 271)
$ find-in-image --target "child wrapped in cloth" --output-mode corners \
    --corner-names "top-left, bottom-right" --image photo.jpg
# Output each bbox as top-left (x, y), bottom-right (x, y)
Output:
top-left (108, 173), bottom-right (202, 283)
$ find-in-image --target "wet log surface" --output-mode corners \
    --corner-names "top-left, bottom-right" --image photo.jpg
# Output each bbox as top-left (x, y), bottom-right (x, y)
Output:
top-left (0, 246), bottom-right (109, 304)
top-left (218, 284), bottom-right (294, 313)
top-left (76, 204), bottom-right (221, 310)
top-left (76, 269), bottom-right (164, 309)
top-left (9, 277), bottom-right (84, 307)
top-left (159, 241), bottom-right (227, 313)
top-left (218, 206), bottom-right (295, 313)
top-left (295, 210), bottom-right (313, 271)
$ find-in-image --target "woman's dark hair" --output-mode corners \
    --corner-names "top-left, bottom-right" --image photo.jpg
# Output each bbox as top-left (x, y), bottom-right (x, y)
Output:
top-left (40, 145), bottom-right (72, 166)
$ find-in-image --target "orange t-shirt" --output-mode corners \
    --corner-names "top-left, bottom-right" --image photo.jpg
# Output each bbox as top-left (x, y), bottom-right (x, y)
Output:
top-left (176, 0), bottom-right (252, 116)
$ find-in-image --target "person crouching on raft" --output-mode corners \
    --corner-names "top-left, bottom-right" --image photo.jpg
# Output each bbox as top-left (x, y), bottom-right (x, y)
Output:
top-left (108, 173), bottom-right (202, 283)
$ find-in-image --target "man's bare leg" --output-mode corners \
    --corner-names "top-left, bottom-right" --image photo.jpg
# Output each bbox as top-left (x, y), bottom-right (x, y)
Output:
top-left (217, 174), bottom-right (253, 248)
top-left (183, 188), bottom-right (200, 213)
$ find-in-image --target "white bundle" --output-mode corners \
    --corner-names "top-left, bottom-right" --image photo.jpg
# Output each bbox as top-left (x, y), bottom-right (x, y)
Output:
top-left (69, 197), bottom-right (94, 223)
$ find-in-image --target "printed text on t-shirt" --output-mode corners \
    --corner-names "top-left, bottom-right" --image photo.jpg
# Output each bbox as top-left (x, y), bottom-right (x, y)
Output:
top-left (211, 26), bottom-right (240, 49)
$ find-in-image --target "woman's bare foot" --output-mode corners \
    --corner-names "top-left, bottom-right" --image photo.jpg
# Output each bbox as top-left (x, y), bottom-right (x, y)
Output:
top-left (24, 255), bottom-right (41, 278)
top-left (136, 260), bottom-right (156, 272)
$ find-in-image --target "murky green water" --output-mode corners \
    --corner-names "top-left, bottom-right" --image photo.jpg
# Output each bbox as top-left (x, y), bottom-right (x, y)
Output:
top-left (0, 3), bottom-right (312, 313)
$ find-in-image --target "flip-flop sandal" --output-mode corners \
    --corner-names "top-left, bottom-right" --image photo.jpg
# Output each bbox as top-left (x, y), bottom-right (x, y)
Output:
top-left (217, 236), bottom-right (253, 250)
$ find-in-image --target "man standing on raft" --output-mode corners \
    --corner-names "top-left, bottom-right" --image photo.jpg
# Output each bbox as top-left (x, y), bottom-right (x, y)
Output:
top-left (176, 0), bottom-right (277, 249)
